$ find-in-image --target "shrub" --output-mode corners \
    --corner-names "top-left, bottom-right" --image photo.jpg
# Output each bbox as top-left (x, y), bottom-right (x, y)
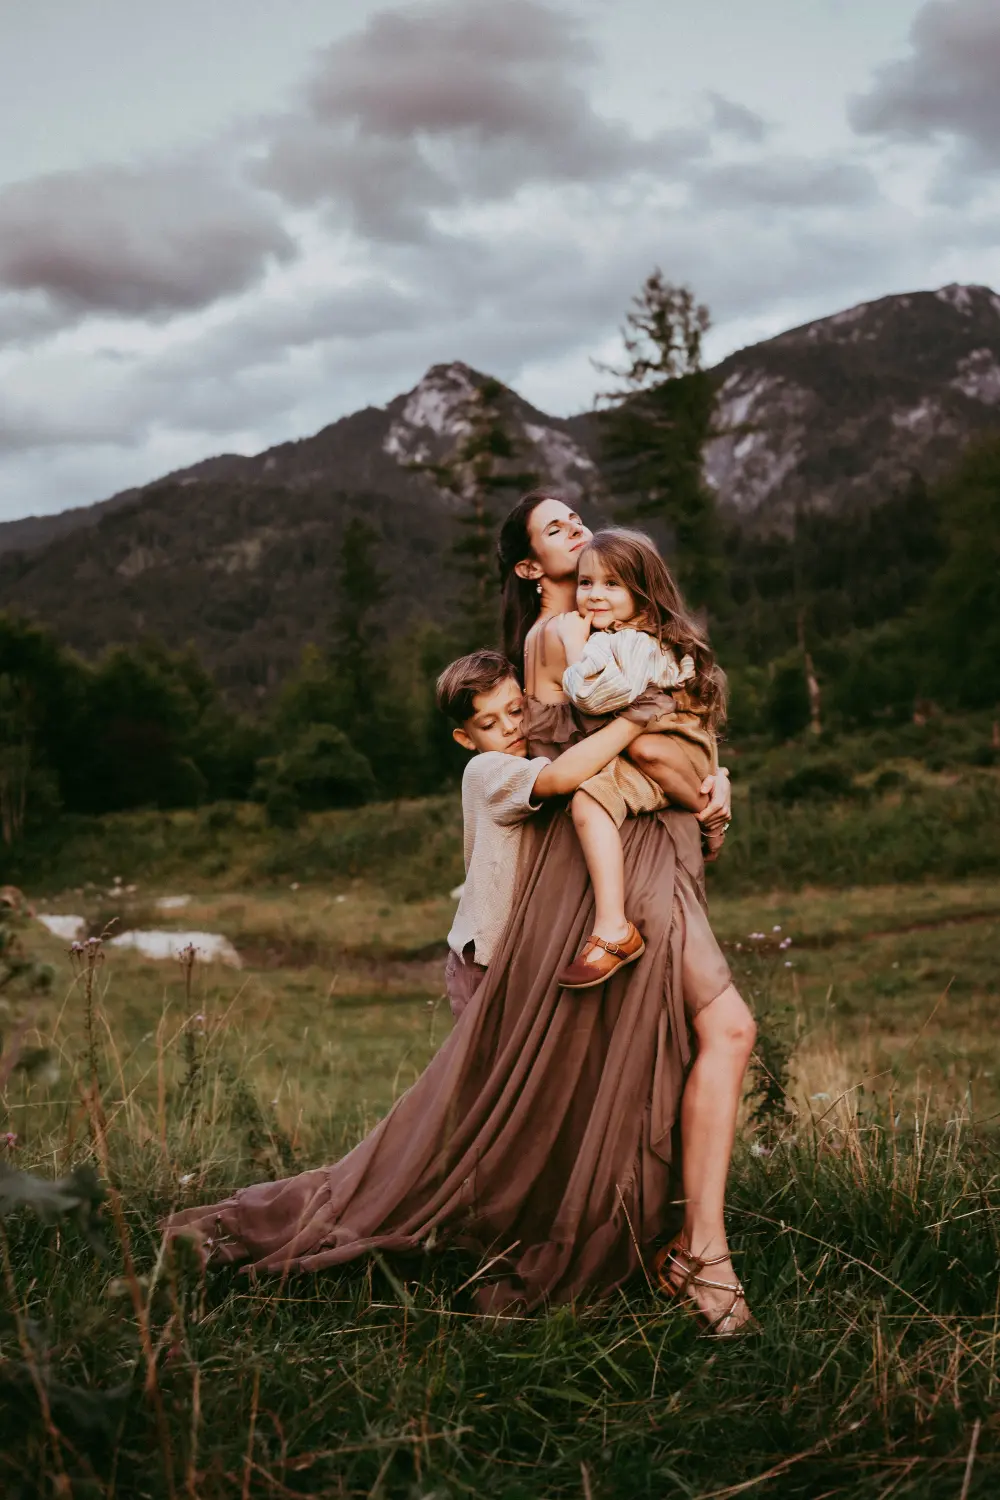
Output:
top-left (255, 724), bottom-right (376, 812)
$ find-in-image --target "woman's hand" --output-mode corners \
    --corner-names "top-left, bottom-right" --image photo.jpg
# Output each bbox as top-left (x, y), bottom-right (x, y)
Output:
top-left (697, 766), bottom-right (732, 863)
top-left (557, 610), bottom-right (594, 665)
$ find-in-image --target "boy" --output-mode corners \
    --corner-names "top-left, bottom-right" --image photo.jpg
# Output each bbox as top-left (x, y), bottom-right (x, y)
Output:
top-left (436, 648), bottom-right (649, 1018)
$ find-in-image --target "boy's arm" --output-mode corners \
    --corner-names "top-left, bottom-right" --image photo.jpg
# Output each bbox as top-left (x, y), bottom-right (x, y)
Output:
top-left (533, 716), bottom-right (644, 798)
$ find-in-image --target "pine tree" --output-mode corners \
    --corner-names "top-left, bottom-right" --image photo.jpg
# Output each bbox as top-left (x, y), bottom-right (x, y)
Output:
top-left (419, 378), bottom-right (538, 650)
top-left (596, 270), bottom-right (722, 609)
top-left (330, 516), bottom-right (389, 720)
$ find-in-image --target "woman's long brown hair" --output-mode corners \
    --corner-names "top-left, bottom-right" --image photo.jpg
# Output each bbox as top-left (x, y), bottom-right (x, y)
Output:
top-left (579, 528), bottom-right (727, 729)
top-left (497, 489), bottom-right (562, 676)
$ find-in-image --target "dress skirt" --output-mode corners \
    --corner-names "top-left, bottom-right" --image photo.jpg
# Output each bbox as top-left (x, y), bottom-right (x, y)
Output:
top-left (163, 701), bottom-right (731, 1308)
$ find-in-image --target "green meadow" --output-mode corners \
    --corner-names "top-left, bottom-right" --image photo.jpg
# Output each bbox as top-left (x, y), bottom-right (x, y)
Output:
top-left (2, 763), bottom-right (999, 1497)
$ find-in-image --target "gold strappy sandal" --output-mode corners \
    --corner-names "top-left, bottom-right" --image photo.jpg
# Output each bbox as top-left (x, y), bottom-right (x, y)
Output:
top-left (653, 1237), bottom-right (755, 1339)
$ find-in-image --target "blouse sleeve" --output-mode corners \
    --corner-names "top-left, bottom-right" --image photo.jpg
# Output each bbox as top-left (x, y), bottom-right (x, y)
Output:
top-left (562, 630), bottom-right (663, 714)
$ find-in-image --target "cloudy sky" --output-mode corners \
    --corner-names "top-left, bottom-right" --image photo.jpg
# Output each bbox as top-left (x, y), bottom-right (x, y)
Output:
top-left (1, 0), bottom-right (999, 523)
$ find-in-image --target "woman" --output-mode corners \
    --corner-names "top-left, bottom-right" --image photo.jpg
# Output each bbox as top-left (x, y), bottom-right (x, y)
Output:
top-left (498, 490), bottom-right (756, 1332)
top-left (165, 497), bottom-right (754, 1333)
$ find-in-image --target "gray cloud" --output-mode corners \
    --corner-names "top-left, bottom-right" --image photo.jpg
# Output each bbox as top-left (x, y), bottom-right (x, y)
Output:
top-left (705, 92), bottom-right (769, 143)
top-left (0, 159), bottom-right (295, 318)
top-left (3, 0), bottom-right (999, 523)
top-left (689, 156), bottom-right (879, 211)
top-left (850, 0), bottom-right (1000, 176)
top-left (256, 0), bottom-right (707, 241)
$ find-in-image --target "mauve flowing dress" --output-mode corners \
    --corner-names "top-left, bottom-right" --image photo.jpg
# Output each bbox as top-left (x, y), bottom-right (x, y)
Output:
top-left (164, 701), bottom-right (731, 1308)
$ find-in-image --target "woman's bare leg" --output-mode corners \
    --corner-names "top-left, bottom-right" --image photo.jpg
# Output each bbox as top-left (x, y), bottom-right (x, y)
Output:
top-left (676, 984), bottom-right (756, 1326)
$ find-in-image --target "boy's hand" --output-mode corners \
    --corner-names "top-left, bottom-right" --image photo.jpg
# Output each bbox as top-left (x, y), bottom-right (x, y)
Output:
top-left (558, 610), bottom-right (594, 663)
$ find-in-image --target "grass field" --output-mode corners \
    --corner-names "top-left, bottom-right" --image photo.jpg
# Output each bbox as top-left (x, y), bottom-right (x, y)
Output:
top-left (2, 797), bottom-right (1000, 1494)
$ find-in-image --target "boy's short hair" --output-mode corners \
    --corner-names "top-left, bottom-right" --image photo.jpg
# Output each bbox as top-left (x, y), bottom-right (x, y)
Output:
top-left (436, 649), bottom-right (519, 725)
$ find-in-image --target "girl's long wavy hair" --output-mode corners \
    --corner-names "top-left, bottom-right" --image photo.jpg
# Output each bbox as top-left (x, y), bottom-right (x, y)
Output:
top-left (497, 489), bottom-right (563, 676)
top-left (580, 528), bottom-right (727, 730)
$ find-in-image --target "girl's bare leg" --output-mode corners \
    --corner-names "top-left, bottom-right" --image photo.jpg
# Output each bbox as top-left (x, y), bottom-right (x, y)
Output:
top-left (676, 984), bottom-right (756, 1326)
top-left (570, 791), bottom-right (630, 947)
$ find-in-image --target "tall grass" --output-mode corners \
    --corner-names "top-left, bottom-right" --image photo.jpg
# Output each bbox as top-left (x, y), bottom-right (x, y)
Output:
top-left (1, 934), bottom-right (998, 1497)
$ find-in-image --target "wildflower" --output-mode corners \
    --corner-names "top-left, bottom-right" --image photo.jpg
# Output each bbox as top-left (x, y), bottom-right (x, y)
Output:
top-left (179, 1173), bottom-right (195, 1186)
top-left (290, 882), bottom-right (300, 891)
top-left (3, 1131), bottom-right (17, 1149)
top-left (772, 925), bottom-right (781, 932)
top-left (750, 1142), bottom-right (772, 1157)
top-left (784, 961), bottom-right (794, 968)
top-left (811, 1092), bottom-right (830, 1101)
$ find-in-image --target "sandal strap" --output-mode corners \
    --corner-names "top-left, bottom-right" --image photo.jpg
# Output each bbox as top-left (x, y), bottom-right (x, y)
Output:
top-left (689, 1273), bottom-right (745, 1296)
top-left (584, 925), bottom-right (633, 959)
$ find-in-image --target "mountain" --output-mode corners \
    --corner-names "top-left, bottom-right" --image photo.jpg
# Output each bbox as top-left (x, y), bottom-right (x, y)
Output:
top-left (704, 282), bottom-right (1000, 527)
top-left (0, 364), bottom-right (607, 697)
top-left (1, 284), bottom-right (999, 694)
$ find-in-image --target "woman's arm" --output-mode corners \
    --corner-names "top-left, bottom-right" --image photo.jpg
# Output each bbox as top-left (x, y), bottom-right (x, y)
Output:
top-left (698, 769), bottom-right (732, 830)
top-left (533, 716), bottom-right (643, 799)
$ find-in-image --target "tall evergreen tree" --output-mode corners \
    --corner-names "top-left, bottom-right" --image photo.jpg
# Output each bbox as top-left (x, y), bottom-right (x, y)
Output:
top-left (420, 378), bottom-right (538, 650)
top-left (330, 516), bottom-right (389, 720)
top-left (596, 271), bottom-right (722, 609)
top-left (921, 435), bottom-right (1000, 709)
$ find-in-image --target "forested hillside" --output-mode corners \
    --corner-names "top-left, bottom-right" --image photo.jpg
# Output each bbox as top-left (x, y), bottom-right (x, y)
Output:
top-left (1, 280), bottom-right (998, 844)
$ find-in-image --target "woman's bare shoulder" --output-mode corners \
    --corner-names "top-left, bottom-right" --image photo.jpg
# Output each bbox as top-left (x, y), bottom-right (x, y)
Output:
top-left (524, 614), bottom-right (571, 699)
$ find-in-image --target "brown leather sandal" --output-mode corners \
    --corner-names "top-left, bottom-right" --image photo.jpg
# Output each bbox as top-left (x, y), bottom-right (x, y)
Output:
top-left (653, 1236), bottom-right (755, 1339)
top-left (557, 922), bottom-right (645, 990)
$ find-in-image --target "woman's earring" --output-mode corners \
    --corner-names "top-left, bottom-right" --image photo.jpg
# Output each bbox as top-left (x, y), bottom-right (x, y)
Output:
top-left (536, 582), bottom-right (542, 595)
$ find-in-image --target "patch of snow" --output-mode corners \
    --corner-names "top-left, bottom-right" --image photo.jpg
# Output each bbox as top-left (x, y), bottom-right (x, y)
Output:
top-left (891, 398), bottom-right (939, 432)
top-left (951, 347), bottom-right (1000, 405)
top-left (522, 423), bottom-right (596, 481)
top-left (828, 303), bottom-right (868, 328)
top-left (108, 931), bottom-right (242, 967)
top-left (155, 895), bottom-right (192, 911)
top-left (383, 365), bottom-right (477, 464)
top-left (714, 368), bottom-right (779, 430)
top-left (37, 914), bottom-right (86, 941)
top-left (116, 545), bottom-right (162, 580)
top-left (935, 283), bottom-right (973, 313)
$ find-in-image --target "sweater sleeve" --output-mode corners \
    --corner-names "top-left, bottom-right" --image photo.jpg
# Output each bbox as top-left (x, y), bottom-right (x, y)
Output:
top-left (562, 629), bottom-right (663, 714)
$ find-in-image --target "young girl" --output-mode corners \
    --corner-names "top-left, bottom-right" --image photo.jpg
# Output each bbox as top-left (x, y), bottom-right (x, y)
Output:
top-left (555, 529), bottom-right (727, 989)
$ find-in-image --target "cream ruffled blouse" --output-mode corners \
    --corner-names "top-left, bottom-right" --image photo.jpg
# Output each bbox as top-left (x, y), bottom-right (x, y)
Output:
top-left (562, 628), bottom-right (696, 716)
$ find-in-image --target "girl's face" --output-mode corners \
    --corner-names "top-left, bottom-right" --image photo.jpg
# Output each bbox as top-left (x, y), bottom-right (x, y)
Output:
top-left (524, 499), bottom-right (591, 583)
top-left (576, 550), bottom-right (637, 630)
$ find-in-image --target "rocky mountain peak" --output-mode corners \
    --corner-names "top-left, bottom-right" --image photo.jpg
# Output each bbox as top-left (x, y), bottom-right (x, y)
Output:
top-left (381, 360), bottom-right (598, 501)
top-left (705, 282), bottom-right (1000, 529)
top-left (382, 362), bottom-right (483, 468)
